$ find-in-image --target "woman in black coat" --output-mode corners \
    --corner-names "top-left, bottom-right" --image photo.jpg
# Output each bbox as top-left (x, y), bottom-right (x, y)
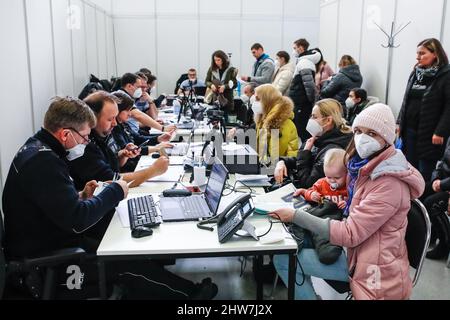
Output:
top-left (274, 99), bottom-right (352, 188)
top-left (397, 38), bottom-right (450, 181)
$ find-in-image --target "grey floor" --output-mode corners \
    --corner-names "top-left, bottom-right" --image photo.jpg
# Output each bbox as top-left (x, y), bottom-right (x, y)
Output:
top-left (166, 255), bottom-right (450, 300)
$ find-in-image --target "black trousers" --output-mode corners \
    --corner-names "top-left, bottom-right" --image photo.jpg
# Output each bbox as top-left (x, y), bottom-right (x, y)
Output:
top-left (294, 104), bottom-right (313, 143)
top-left (422, 190), bottom-right (450, 248)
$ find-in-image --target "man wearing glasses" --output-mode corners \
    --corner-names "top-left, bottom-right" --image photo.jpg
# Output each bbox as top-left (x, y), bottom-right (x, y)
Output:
top-left (2, 96), bottom-right (129, 259)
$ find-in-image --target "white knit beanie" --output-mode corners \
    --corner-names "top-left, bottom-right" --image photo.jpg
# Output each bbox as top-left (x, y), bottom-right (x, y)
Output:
top-left (352, 103), bottom-right (396, 144)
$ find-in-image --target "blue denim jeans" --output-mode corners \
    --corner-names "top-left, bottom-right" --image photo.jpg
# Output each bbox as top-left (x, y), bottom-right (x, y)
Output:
top-left (273, 249), bottom-right (349, 300)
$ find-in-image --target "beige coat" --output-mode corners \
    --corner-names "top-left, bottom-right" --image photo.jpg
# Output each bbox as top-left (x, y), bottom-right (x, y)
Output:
top-left (271, 62), bottom-right (294, 95)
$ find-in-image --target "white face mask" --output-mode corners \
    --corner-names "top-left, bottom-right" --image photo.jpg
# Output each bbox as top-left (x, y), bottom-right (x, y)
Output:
top-left (133, 87), bottom-right (143, 99)
top-left (241, 95), bottom-right (250, 104)
top-left (345, 97), bottom-right (355, 108)
top-left (292, 49), bottom-right (300, 58)
top-left (306, 119), bottom-right (324, 137)
top-left (354, 133), bottom-right (383, 159)
top-left (252, 101), bottom-right (263, 114)
top-left (66, 140), bottom-right (87, 161)
top-left (275, 60), bottom-right (281, 68)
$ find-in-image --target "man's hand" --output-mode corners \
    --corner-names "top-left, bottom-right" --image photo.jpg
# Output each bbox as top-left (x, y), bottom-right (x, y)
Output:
top-left (432, 134), bottom-right (444, 145)
top-left (80, 180), bottom-right (99, 200)
top-left (151, 156), bottom-right (169, 176)
top-left (241, 76), bottom-right (249, 82)
top-left (274, 161), bottom-right (288, 184)
top-left (269, 208), bottom-right (295, 223)
top-left (157, 131), bottom-right (175, 143)
top-left (227, 127), bottom-right (237, 140)
top-left (432, 179), bottom-right (441, 193)
top-left (164, 124), bottom-right (177, 132)
top-left (114, 180), bottom-right (129, 198)
top-left (219, 86), bottom-right (225, 94)
top-left (157, 142), bottom-right (174, 149)
top-left (211, 84), bottom-right (217, 93)
top-left (304, 136), bottom-right (318, 151)
top-left (120, 143), bottom-right (140, 159)
top-left (141, 91), bottom-right (153, 103)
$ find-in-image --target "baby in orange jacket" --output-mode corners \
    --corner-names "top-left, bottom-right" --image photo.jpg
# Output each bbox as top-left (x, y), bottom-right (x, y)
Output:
top-left (294, 148), bottom-right (348, 209)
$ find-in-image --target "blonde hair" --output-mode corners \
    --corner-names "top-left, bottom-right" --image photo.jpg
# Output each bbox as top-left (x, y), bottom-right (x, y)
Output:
top-left (255, 84), bottom-right (293, 128)
top-left (324, 148), bottom-right (346, 169)
top-left (315, 98), bottom-right (351, 133)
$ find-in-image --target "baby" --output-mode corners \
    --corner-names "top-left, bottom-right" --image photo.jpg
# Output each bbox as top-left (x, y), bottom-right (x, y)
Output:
top-left (294, 148), bottom-right (348, 209)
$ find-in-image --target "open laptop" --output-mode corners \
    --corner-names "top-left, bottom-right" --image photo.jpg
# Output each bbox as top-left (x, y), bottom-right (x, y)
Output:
top-left (159, 160), bottom-right (229, 222)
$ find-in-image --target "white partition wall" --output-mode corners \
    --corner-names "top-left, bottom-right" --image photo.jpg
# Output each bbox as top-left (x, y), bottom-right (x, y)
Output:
top-left (319, 0), bottom-right (450, 117)
top-left (0, 0), bottom-right (115, 189)
top-left (112, 0), bottom-right (321, 94)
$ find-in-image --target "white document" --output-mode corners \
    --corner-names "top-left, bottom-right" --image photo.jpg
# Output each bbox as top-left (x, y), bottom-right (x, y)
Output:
top-left (235, 174), bottom-right (269, 182)
top-left (147, 166), bottom-right (184, 182)
top-left (117, 194), bottom-right (161, 228)
top-left (222, 144), bottom-right (245, 152)
top-left (136, 156), bottom-right (185, 169)
top-left (253, 183), bottom-right (297, 204)
top-left (255, 202), bottom-right (294, 214)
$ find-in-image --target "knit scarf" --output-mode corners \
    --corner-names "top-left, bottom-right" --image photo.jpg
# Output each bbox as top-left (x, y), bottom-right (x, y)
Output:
top-left (415, 65), bottom-right (439, 84)
top-left (344, 155), bottom-right (369, 217)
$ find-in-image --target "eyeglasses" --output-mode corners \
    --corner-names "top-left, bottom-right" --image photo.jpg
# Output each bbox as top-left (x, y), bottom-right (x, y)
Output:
top-left (65, 127), bottom-right (91, 144)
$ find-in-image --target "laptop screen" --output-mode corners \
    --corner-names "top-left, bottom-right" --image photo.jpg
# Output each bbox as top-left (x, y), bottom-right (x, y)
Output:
top-left (204, 161), bottom-right (228, 215)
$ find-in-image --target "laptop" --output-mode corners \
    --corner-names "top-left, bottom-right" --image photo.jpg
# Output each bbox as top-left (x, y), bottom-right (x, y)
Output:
top-left (159, 160), bottom-right (229, 222)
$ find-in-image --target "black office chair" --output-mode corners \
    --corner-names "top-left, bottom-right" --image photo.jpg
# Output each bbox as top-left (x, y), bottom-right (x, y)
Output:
top-left (324, 199), bottom-right (431, 297)
top-left (0, 209), bottom-right (86, 300)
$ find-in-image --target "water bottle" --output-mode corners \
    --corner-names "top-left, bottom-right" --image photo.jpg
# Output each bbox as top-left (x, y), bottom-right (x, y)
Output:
top-left (237, 81), bottom-right (241, 97)
top-left (193, 155), bottom-right (206, 186)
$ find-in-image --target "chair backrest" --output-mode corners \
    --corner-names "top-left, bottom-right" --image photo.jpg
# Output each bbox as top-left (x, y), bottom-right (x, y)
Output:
top-left (0, 209), bottom-right (5, 298)
top-left (405, 199), bottom-right (431, 287)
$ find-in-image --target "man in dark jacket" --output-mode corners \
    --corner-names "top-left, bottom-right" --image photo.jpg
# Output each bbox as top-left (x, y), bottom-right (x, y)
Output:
top-left (68, 91), bottom-right (170, 190)
top-left (2, 97), bottom-right (128, 259)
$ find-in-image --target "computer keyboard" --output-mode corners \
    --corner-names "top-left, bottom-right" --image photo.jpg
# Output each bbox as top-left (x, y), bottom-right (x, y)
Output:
top-left (128, 195), bottom-right (162, 229)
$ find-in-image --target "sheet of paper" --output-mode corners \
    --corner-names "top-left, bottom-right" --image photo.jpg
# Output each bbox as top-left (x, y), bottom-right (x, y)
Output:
top-left (136, 156), bottom-right (185, 169)
top-left (253, 183), bottom-right (297, 203)
top-left (255, 202), bottom-right (294, 215)
top-left (235, 174), bottom-right (269, 182)
top-left (147, 166), bottom-right (184, 182)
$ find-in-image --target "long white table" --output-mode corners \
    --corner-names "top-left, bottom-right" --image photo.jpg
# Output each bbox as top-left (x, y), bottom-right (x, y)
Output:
top-left (96, 155), bottom-right (298, 300)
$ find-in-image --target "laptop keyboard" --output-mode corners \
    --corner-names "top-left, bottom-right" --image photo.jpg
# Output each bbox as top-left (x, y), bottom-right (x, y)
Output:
top-left (181, 197), bottom-right (207, 218)
top-left (128, 195), bottom-right (162, 229)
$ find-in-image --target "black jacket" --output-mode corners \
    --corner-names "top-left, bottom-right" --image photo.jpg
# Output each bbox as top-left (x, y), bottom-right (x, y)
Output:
top-left (281, 127), bottom-right (353, 188)
top-left (68, 131), bottom-right (120, 190)
top-left (2, 129), bottom-right (124, 258)
top-left (397, 64), bottom-right (450, 160)
top-left (320, 64), bottom-right (363, 106)
top-left (288, 69), bottom-right (316, 111)
top-left (111, 122), bottom-right (159, 172)
top-left (431, 138), bottom-right (450, 191)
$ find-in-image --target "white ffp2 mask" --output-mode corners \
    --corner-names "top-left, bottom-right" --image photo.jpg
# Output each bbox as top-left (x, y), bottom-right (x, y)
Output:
top-left (354, 133), bottom-right (383, 159)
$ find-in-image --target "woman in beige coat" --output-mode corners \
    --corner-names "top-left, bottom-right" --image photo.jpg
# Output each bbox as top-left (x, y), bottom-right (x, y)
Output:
top-left (271, 51), bottom-right (294, 95)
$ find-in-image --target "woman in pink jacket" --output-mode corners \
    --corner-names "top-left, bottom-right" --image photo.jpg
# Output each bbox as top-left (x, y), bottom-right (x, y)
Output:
top-left (271, 103), bottom-right (425, 300)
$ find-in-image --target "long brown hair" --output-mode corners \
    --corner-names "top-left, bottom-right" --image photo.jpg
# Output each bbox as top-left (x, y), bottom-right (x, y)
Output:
top-left (211, 50), bottom-right (230, 71)
top-left (417, 38), bottom-right (449, 67)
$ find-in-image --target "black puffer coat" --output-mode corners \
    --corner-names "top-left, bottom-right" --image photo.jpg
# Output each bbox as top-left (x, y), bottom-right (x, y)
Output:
top-left (431, 138), bottom-right (450, 191)
top-left (397, 64), bottom-right (450, 161)
top-left (320, 64), bottom-right (363, 106)
top-left (281, 127), bottom-right (353, 188)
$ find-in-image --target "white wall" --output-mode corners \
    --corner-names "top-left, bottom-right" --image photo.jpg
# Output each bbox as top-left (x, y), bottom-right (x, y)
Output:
top-left (319, 0), bottom-right (449, 117)
top-left (0, 0), bottom-right (116, 191)
top-left (112, 0), bottom-right (321, 95)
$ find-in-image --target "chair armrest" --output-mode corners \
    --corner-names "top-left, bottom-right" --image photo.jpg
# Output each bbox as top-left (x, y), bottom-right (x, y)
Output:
top-left (23, 248), bottom-right (86, 268)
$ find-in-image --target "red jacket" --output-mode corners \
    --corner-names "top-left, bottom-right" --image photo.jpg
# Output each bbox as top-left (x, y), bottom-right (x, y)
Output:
top-left (300, 177), bottom-right (348, 204)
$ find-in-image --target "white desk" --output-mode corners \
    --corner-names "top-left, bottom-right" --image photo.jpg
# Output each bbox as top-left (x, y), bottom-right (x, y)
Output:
top-left (97, 158), bottom-right (298, 300)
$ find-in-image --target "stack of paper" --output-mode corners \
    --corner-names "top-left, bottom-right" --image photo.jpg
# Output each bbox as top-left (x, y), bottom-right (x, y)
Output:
top-left (235, 174), bottom-right (271, 187)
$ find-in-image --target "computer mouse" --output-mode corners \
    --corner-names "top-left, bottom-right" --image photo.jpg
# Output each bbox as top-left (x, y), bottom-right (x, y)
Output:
top-left (131, 226), bottom-right (153, 238)
top-left (151, 153), bottom-right (160, 159)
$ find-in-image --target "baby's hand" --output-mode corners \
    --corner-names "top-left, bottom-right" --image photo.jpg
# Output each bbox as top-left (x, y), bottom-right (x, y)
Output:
top-left (311, 192), bottom-right (321, 202)
top-left (337, 200), bottom-right (346, 209)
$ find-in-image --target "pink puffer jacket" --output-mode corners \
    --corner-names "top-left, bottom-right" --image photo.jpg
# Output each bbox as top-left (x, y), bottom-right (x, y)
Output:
top-left (330, 146), bottom-right (425, 300)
